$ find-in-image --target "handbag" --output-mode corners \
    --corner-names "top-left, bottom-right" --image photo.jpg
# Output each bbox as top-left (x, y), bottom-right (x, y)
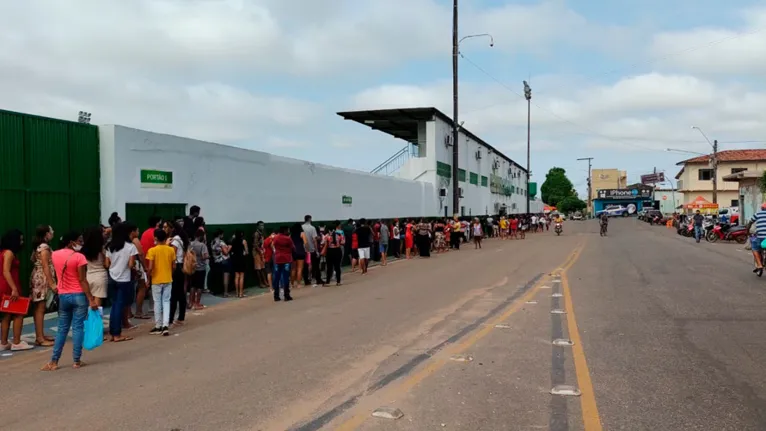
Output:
top-left (45, 288), bottom-right (58, 312)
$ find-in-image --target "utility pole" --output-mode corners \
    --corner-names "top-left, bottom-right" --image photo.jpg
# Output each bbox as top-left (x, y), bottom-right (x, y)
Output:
top-left (524, 81), bottom-right (532, 214)
top-left (451, 0), bottom-right (460, 216)
top-left (577, 157), bottom-right (594, 216)
top-left (712, 139), bottom-right (718, 204)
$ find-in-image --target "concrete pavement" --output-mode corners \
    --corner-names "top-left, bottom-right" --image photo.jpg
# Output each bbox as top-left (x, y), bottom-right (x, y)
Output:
top-left (3, 219), bottom-right (766, 430)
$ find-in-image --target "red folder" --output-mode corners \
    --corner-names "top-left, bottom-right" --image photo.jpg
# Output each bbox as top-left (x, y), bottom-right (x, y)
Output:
top-left (0, 295), bottom-right (30, 315)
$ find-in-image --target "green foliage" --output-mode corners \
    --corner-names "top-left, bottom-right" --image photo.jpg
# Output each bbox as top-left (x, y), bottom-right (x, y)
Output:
top-left (760, 171), bottom-right (766, 193)
top-left (540, 167), bottom-right (576, 207)
top-left (558, 196), bottom-right (587, 214)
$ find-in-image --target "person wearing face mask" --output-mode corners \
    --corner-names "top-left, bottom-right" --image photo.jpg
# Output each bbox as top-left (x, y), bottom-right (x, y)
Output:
top-left (42, 230), bottom-right (98, 370)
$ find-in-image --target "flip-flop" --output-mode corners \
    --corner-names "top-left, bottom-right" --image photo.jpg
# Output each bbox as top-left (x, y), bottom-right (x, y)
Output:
top-left (73, 361), bottom-right (87, 369)
top-left (43, 335), bottom-right (55, 342)
top-left (35, 340), bottom-right (54, 347)
top-left (111, 336), bottom-right (133, 343)
top-left (41, 362), bottom-right (59, 371)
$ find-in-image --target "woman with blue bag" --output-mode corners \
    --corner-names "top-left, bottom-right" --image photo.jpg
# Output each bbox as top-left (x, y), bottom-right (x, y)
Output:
top-left (41, 231), bottom-right (99, 371)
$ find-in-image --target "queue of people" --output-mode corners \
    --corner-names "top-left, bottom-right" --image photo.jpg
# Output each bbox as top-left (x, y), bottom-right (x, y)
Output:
top-left (0, 206), bottom-right (555, 369)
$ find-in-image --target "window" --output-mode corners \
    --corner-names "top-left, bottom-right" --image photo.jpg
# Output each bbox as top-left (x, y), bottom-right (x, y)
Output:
top-left (731, 199), bottom-right (739, 208)
top-left (698, 169), bottom-right (713, 181)
top-left (731, 167), bottom-right (747, 174)
top-left (481, 176), bottom-right (488, 187)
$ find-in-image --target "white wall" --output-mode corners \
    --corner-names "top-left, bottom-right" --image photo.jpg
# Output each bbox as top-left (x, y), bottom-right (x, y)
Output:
top-left (429, 117), bottom-right (528, 216)
top-left (99, 125), bottom-right (439, 224)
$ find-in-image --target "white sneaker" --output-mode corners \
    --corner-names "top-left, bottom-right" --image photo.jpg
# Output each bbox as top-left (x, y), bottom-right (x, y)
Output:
top-left (0, 343), bottom-right (9, 351)
top-left (11, 341), bottom-right (34, 351)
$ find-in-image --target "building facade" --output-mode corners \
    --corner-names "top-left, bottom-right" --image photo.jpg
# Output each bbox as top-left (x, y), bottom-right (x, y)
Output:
top-left (338, 107), bottom-right (543, 217)
top-left (723, 170), bottom-right (765, 222)
top-left (653, 189), bottom-right (684, 214)
top-left (675, 150), bottom-right (766, 209)
top-left (591, 169), bottom-right (627, 201)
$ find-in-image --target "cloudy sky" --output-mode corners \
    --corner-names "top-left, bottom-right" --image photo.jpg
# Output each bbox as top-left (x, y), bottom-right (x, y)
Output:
top-left (2, 0), bottom-right (765, 195)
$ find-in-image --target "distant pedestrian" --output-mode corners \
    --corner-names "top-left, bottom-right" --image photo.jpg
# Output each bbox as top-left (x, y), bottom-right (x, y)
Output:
top-left (355, 219), bottom-right (373, 274)
top-left (106, 223), bottom-right (138, 342)
top-left (1, 229), bottom-right (34, 352)
top-left (188, 228), bottom-right (209, 310)
top-left (692, 210), bottom-right (704, 243)
top-left (379, 220), bottom-right (390, 266)
top-left (272, 226), bottom-right (295, 301)
top-left (746, 203), bottom-right (766, 276)
top-left (472, 218), bottom-right (484, 249)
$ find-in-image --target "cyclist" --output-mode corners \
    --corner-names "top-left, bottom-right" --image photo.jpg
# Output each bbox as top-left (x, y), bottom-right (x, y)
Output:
top-left (599, 212), bottom-right (608, 235)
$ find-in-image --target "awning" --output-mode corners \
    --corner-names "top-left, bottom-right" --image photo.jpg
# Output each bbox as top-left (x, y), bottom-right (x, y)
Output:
top-left (685, 196), bottom-right (719, 210)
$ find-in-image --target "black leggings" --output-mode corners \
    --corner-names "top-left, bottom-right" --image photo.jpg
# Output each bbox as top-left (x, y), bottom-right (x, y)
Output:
top-left (326, 248), bottom-right (342, 284)
top-left (169, 267), bottom-right (187, 324)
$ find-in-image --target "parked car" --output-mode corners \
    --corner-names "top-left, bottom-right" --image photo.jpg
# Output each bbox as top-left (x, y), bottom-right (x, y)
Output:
top-left (596, 205), bottom-right (630, 217)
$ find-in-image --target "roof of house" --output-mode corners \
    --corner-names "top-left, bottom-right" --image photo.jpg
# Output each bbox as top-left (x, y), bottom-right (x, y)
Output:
top-left (676, 149), bottom-right (766, 165)
top-left (337, 107), bottom-right (526, 172)
top-left (722, 170), bottom-right (766, 182)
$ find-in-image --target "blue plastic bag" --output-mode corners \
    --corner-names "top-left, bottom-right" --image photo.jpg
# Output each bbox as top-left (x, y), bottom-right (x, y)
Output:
top-left (83, 309), bottom-right (103, 351)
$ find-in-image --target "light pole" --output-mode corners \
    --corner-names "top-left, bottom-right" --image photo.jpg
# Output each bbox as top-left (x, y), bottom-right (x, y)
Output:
top-left (577, 157), bottom-right (593, 216)
top-left (691, 126), bottom-right (719, 204)
top-left (77, 111), bottom-right (92, 124)
top-left (524, 81), bottom-right (531, 214)
top-left (452, 0), bottom-right (493, 216)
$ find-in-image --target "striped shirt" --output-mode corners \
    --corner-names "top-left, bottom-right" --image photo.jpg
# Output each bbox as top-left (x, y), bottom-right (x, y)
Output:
top-left (750, 210), bottom-right (766, 238)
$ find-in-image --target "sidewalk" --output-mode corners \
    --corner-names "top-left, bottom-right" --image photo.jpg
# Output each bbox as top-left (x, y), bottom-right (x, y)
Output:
top-left (0, 288), bottom-right (270, 361)
top-left (1, 255), bottom-right (409, 361)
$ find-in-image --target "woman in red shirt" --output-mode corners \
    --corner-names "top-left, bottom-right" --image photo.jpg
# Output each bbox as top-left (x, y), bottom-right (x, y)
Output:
top-left (0, 229), bottom-right (33, 352)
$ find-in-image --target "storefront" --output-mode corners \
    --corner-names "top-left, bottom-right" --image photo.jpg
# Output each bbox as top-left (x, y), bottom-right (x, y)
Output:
top-left (593, 187), bottom-right (653, 215)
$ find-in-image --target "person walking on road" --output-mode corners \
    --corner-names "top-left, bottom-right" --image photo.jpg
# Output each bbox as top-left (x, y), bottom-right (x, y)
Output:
top-left (746, 203), bottom-right (766, 276)
top-left (692, 210), bottom-right (705, 243)
top-left (323, 222), bottom-right (345, 286)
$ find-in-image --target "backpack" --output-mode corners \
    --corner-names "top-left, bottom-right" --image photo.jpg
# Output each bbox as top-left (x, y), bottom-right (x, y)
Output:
top-left (183, 246), bottom-right (197, 275)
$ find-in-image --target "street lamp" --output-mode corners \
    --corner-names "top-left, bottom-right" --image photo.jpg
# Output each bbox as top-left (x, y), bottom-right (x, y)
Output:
top-left (691, 126), bottom-right (719, 204)
top-left (77, 111), bottom-right (92, 124)
top-left (523, 81), bottom-right (531, 214)
top-left (452, 0), bottom-right (493, 215)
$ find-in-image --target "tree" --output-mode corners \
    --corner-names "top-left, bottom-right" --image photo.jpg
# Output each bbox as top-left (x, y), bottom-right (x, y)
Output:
top-left (540, 167), bottom-right (575, 207)
top-left (558, 196), bottom-right (587, 214)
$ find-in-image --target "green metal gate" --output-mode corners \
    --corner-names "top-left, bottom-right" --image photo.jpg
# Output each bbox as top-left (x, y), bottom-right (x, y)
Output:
top-left (0, 109), bottom-right (101, 294)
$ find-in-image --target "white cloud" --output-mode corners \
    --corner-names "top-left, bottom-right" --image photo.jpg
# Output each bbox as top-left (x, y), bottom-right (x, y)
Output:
top-left (648, 8), bottom-right (766, 75)
top-left (351, 71), bottom-right (766, 155)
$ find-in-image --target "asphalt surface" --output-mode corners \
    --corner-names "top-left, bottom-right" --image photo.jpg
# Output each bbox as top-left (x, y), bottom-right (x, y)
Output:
top-left (3, 219), bottom-right (766, 431)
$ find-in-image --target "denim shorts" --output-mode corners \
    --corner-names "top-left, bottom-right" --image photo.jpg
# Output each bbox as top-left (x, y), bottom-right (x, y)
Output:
top-left (751, 236), bottom-right (763, 252)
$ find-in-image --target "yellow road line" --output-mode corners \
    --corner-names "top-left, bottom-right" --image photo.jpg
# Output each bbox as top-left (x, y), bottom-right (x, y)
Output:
top-left (335, 244), bottom-right (585, 431)
top-left (561, 244), bottom-right (603, 431)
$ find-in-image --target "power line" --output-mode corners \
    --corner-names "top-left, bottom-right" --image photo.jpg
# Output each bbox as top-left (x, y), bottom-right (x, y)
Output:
top-left (464, 26), bottom-right (766, 114)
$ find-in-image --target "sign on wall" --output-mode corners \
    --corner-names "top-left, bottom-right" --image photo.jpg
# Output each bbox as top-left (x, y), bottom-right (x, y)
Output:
top-left (597, 188), bottom-right (652, 200)
top-left (342, 195), bottom-right (352, 205)
top-left (140, 169), bottom-right (173, 189)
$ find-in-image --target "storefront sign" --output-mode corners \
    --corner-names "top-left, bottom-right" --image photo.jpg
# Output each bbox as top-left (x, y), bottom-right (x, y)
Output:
top-left (597, 188), bottom-right (652, 200)
top-left (342, 195), bottom-right (352, 205)
top-left (140, 169), bottom-right (173, 189)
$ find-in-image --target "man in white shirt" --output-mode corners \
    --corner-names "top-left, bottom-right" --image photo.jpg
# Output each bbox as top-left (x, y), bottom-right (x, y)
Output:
top-left (531, 215), bottom-right (538, 232)
top-left (302, 214), bottom-right (320, 286)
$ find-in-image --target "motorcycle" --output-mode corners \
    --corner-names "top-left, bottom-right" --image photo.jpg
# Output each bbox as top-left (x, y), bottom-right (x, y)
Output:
top-left (677, 220), bottom-right (694, 237)
top-left (706, 223), bottom-right (748, 244)
top-left (555, 223), bottom-right (562, 236)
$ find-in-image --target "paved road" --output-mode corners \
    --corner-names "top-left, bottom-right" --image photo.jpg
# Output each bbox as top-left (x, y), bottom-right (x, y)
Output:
top-left (4, 219), bottom-right (766, 431)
